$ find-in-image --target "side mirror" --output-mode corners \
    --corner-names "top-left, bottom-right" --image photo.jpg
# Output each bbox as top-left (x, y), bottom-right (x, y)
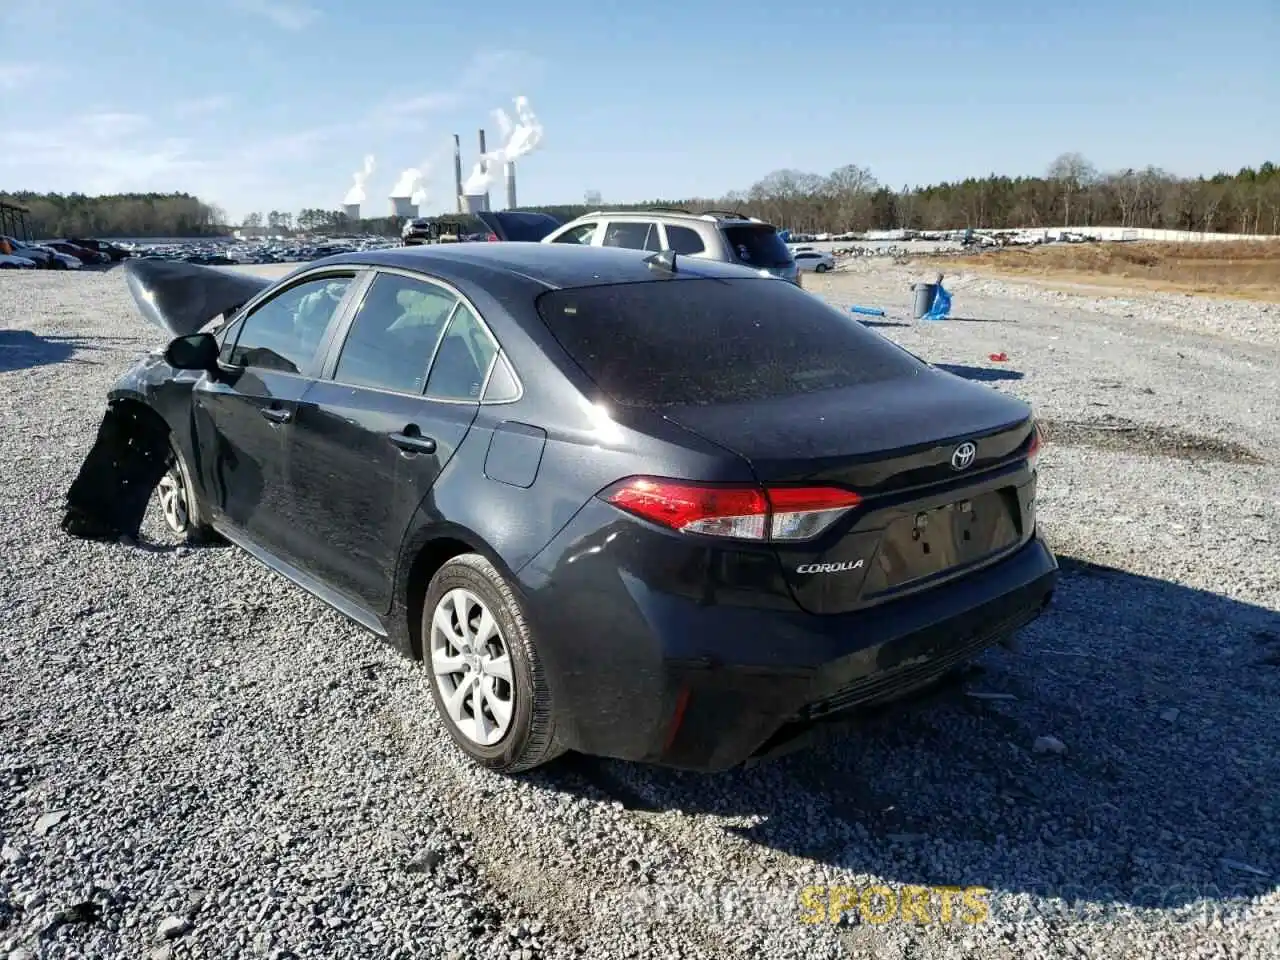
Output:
top-left (164, 332), bottom-right (220, 372)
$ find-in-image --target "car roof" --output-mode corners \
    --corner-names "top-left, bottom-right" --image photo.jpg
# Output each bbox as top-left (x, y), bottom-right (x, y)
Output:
top-left (315, 242), bottom-right (770, 290)
top-left (567, 209), bottom-right (773, 227)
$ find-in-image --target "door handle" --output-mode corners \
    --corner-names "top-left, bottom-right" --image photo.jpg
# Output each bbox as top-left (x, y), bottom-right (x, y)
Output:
top-left (389, 431), bottom-right (437, 455)
top-left (260, 406), bottom-right (292, 424)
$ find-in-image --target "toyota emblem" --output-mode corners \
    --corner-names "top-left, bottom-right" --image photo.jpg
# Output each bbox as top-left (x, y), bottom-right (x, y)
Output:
top-left (950, 441), bottom-right (977, 471)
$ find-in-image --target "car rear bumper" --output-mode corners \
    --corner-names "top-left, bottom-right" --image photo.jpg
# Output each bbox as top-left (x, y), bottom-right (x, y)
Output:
top-left (521, 527), bottom-right (1058, 772)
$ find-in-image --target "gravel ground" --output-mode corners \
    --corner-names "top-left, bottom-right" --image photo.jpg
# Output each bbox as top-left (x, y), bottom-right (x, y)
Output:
top-left (2, 261), bottom-right (1278, 960)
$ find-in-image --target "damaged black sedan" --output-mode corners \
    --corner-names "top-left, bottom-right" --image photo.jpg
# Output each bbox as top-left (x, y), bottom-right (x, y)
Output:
top-left (64, 245), bottom-right (1057, 774)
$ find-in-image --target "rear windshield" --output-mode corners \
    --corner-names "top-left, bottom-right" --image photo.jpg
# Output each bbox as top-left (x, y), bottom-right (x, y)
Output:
top-left (535, 278), bottom-right (921, 407)
top-left (723, 225), bottom-right (794, 267)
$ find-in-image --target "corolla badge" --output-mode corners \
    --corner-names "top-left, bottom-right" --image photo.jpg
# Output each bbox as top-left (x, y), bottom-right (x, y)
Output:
top-left (796, 560), bottom-right (864, 574)
top-left (950, 441), bottom-right (977, 471)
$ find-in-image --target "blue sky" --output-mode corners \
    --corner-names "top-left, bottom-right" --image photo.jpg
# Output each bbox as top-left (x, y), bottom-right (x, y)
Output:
top-left (1, 0), bottom-right (1276, 222)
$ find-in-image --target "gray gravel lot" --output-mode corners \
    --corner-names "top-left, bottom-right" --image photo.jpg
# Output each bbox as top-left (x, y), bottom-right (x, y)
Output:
top-left (2, 261), bottom-right (1278, 960)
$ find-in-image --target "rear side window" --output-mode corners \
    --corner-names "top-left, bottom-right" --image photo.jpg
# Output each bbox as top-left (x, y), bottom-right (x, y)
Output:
top-left (536, 279), bottom-right (921, 407)
top-left (425, 303), bottom-right (498, 401)
top-left (332, 274), bottom-right (457, 394)
top-left (602, 221), bottom-right (661, 251)
top-left (664, 225), bottom-right (705, 254)
top-left (723, 225), bottom-right (793, 267)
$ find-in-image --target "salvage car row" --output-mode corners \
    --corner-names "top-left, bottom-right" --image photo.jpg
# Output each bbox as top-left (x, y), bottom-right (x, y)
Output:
top-left (0, 235), bottom-right (132, 269)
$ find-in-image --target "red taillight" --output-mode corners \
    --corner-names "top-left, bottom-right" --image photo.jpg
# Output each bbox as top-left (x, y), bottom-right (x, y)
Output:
top-left (1026, 422), bottom-right (1043, 472)
top-left (601, 477), bottom-right (862, 542)
top-left (486, 233), bottom-right (499, 242)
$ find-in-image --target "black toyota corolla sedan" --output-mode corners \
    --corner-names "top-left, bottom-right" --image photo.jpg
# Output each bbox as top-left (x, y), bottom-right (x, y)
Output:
top-left (63, 243), bottom-right (1057, 774)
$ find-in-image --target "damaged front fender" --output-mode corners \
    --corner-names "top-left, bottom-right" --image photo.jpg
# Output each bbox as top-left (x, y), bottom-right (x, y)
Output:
top-left (62, 398), bottom-right (173, 541)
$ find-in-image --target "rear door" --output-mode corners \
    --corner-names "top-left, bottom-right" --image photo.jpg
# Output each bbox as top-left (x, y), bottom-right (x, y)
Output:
top-left (194, 270), bottom-right (361, 554)
top-left (285, 269), bottom-right (498, 614)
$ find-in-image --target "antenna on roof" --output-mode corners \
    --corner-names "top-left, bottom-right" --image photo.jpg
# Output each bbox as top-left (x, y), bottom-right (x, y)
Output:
top-left (644, 249), bottom-right (677, 275)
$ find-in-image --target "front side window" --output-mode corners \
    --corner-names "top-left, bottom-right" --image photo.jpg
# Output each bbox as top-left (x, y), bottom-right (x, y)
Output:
top-left (332, 274), bottom-right (458, 394)
top-left (552, 222), bottom-right (599, 245)
top-left (229, 275), bottom-right (353, 374)
top-left (425, 303), bottom-right (498, 401)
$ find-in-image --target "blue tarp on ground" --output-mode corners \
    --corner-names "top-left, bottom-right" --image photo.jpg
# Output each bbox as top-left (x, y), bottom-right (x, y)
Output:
top-left (923, 281), bottom-right (952, 320)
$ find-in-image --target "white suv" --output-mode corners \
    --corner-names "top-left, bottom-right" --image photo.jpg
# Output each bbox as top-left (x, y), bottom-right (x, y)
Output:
top-left (540, 209), bottom-right (800, 284)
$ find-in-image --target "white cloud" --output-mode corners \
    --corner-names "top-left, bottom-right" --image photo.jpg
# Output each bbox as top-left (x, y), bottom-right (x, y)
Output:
top-left (231, 0), bottom-right (320, 31)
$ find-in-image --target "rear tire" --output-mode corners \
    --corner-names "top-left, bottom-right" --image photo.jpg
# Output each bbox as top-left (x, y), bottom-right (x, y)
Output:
top-left (815, 263), bottom-right (829, 273)
top-left (422, 553), bottom-right (563, 773)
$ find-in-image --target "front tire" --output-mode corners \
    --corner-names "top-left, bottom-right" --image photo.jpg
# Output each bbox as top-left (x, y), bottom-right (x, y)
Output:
top-left (815, 263), bottom-right (829, 273)
top-left (422, 553), bottom-right (563, 773)
top-left (158, 440), bottom-right (219, 544)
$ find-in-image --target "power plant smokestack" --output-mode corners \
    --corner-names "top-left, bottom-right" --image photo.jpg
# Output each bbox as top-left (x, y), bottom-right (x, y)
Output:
top-left (505, 162), bottom-right (516, 210)
top-left (453, 134), bottom-right (463, 214)
top-left (477, 129), bottom-right (490, 211)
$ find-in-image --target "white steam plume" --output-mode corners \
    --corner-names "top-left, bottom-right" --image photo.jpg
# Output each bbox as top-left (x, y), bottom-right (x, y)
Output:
top-left (343, 154), bottom-right (375, 205)
top-left (462, 95), bottom-right (543, 196)
top-left (391, 159), bottom-right (433, 209)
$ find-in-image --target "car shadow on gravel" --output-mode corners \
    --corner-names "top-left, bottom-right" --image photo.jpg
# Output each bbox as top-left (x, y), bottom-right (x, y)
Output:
top-left (934, 363), bottom-right (1025, 382)
top-left (532, 555), bottom-right (1280, 912)
top-left (0, 330), bottom-right (113, 372)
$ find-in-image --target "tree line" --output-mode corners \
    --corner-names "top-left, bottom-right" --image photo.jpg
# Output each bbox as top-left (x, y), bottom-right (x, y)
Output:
top-left (645, 155), bottom-right (1280, 236)
top-left (5, 155), bottom-right (1278, 239)
top-left (0, 191), bottom-right (227, 240)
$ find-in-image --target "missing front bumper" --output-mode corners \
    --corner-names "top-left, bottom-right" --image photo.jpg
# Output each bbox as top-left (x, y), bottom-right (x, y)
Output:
top-left (62, 401), bottom-right (170, 541)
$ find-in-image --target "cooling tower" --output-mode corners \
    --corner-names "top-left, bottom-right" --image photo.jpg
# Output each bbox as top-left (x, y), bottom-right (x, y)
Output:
top-left (462, 194), bottom-right (488, 215)
top-left (342, 203), bottom-right (361, 223)
top-left (390, 197), bottom-right (417, 218)
top-left (505, 162), bottom-right (517, 210)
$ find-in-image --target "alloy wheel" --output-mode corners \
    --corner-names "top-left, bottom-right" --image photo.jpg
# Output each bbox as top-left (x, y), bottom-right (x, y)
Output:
top-left (157, 465), bottom-right (190, 534)
top-left (429, 588), bottom-right (515, 746)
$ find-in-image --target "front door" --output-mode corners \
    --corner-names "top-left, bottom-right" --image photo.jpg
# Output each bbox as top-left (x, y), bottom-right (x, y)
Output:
top-left (192, 271), bottom-right (360, 556)
top-left (286, 271), bottom-right (497, 614)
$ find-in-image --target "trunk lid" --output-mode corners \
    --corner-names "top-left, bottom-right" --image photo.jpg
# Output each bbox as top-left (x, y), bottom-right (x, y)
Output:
top-left (476, 210), bottom-right (563, 242)
top-left (662, 370), bottom-right (1039, 613)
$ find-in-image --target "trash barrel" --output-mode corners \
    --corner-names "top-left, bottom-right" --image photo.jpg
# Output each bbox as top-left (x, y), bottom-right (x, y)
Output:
top-left (912, 282), bottom-right (938, 319)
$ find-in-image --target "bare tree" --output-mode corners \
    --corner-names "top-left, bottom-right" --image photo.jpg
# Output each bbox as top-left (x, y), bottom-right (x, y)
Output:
top-left (1047, 152), bottom-right (1097, 227)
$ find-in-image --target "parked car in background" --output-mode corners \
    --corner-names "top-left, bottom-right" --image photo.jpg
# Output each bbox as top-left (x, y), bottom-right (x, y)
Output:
top-left (794, 249), bottom-right (836, 273)
top-left (26, 244), bottom-right (82, 270)
top-left (1, 237), bottom-right (56, 268)
top-left (64, 243), bottom-right (1055, 776)
top-left (45, 240), bottom-right (109, 265)
top-left (540, 209), bottom-right (800, 284)
top-left (0, 253), bottom-right (37, 269)
top-left (68, 238), bottom-right (132, 262)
